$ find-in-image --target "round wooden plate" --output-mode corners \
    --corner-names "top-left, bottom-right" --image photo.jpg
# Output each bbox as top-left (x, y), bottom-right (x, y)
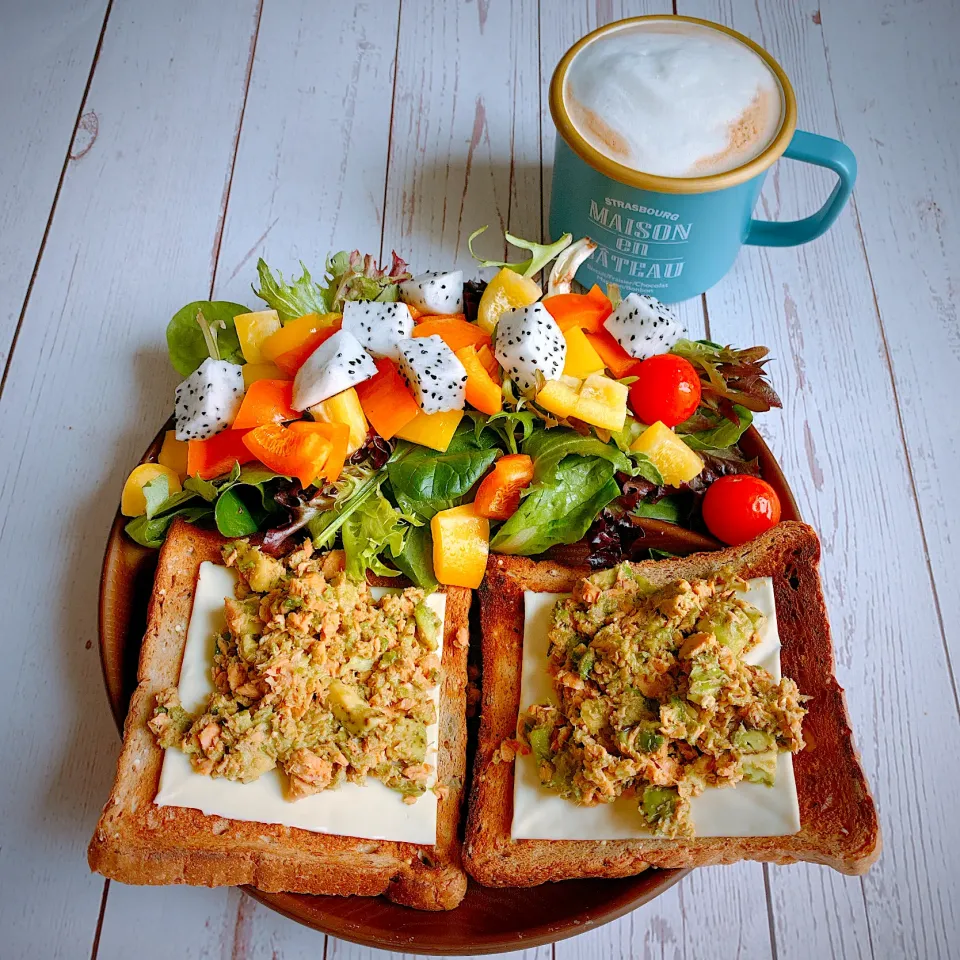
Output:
top-left (98, 423), bottom-right (799, 955)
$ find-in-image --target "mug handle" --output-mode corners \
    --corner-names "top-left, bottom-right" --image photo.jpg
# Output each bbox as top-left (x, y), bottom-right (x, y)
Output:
top-left (744, 130), bottom-right (857, 247)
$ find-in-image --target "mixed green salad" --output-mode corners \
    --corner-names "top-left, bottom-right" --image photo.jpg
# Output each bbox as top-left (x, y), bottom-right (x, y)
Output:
top-left (121, 229), bottom-right (782, 589)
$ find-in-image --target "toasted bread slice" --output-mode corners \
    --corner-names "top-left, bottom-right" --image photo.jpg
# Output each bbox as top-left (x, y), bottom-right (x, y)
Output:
top-left (89, 519), bottom-right (470, 911)
top-left (464, 522), bottom-right (880, 886)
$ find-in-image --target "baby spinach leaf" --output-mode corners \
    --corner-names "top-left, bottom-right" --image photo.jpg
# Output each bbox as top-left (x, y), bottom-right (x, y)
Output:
top-left (678, 405), bottom-right (753, 450)
top-left (522, 428), bottom-right (632, 484)
top-left (142, 474), bottom-right (171, 520)
top-left (166, 301), bottom-right (249, 375)
top-left (491, 457), bottom-right (620, 556)
top-left (631, 452), bottom-right (664, 486)
top-left (389, 523), bottom-right (438, 591)
top-left (632, 496), bottom-right (683, 524)
top-left (126, 505), bottom-right (212, 548)
top-left (388, 425), bottom-right (498, 521)
top-left (214, 487), bottom-right (264, 537)
top-left (477, 409), bottom-right (536, 454)
top-left (183, 475), bottom-right (219, 502)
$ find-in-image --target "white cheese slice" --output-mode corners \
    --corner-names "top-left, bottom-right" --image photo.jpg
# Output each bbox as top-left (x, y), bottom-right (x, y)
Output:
top-left (511, 577), bottom-right (801, 840)
top-left (154, 562), bottom-right (444, 845)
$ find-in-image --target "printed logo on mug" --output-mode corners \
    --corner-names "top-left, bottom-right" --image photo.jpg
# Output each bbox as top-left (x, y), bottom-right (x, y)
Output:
top-left (548, 16), bottom-right (857, 302)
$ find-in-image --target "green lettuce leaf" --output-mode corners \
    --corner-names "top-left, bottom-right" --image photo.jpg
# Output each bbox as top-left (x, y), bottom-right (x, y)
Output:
top-left (468, 226), bottom-right (572, 279)
top-left (253, 259), bottom-right (329, 323)
top-left (125, 505), bottom-right (213, 548)
top-left (342, 491), bottom-right (406, 580)
top-left (522, 428), bottom-right (631, 484)
top-left (491, 457), bottom-right (620, 556)
top-left (166, 301), bottom-right (249, 375)
top-left (632, 496), bottom-right (683, 523)
top-left (320, 250), bottom-right (411, 312)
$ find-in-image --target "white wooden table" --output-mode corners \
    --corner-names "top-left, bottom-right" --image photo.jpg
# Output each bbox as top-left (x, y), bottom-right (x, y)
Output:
top-left (2, 0), bottom-right (958, 957)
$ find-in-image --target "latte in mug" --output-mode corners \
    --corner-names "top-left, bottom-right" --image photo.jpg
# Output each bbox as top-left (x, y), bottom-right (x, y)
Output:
top-left (564, 20), bottom-right (783, 178)
top-left (548, 16), bottom-right (857, 302)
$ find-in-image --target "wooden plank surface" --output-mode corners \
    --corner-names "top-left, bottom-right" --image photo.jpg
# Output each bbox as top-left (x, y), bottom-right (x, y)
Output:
top-left (680, 3), bottom-right (960, 959)
top-left (1, 0), bottom-right (957, 957)
top-left (0, 0), bottom-right (109, 368)
top-left (96, 0), bottom-right (401, 953)
top-left (0, 0), bottom-right (260, 956)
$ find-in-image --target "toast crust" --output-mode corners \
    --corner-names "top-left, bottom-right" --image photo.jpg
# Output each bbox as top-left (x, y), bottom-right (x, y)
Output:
top-left (89, 520), bottom-right (470, 911)
top-left (464, 522), bottom-right (880, 886)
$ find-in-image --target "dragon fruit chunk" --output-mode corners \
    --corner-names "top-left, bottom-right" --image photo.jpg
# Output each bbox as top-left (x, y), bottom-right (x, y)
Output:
top-left (604, 293), bottom-right (683, 361)
top-left (292, 330), bottom-right (377, 411)
top-left (396, 335), bottom-right (467, 414)
top-left (174, 358), bottom-right (244, 441)
top-left (341, 300), bottom-right (414, 362)
top-left (400, 270), bottom-right (464, 315)
top-left (493, 302), bottom-right (566, 395)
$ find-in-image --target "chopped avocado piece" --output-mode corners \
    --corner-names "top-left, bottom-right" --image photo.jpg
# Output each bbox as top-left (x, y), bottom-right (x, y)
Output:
top-left (232, 541), bottom-right (286, 593)
top-left (528, 726), bottom-right (553, 764)
top-left (696, 600), bottom-right (763, 655)
top-left (579, 698), bottom-right (607, 734)
top-left (635, 721), bottom-right (664, 753)
top-left (733, 727), bottom-right (776, 754)
top-left (742, 748), bottom-right (778, 785)
top-left (615, 688), bottom-right (655, 727)
top-left (687, 659), bottom-right (728, 706)
top-left (660, 695), bottom-right (700, 741)
top-left (576, 648), bottom-right (596, 680)
top-left (414, 600), bottom-right (441, 651)
top-left (328, 679), bottom-right (381, 735)
top-left (641, 785), bottom-right (678, 825)
top-left (388, 717), bottom-right (428, 763)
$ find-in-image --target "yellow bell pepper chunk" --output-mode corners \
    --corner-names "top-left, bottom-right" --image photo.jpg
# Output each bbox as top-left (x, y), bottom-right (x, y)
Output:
top-left (431, 503), bottom-right (490, 589)
top-left (562, 326), bottom-right (606, 379)
top-left (575, 373), bottom-right (628, 431)
top-left (234, 310), bottom-right (281, 363)
top-left (157, 430), bottom-right (188, 481)
top-left (537, 375), bottom-right (581, 420)
top-left (631, 421), bottom-right (704, 487)
top-left (121, 463), bottom-right (182, 517)
top-left (393, 409), bottom-right (464, 452)
top-left (241, 361), bottom-right (287, 389)
top-left (476, 268), bottom-right (541, 333)
top-left (260, 313), bottom-right (340, 363)
top-left (308, 387), bottom-right (369, 456)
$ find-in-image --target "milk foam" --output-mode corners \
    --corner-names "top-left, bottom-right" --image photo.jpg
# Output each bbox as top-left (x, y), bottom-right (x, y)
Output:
top-left (565, 22), bottom-right (782, 178)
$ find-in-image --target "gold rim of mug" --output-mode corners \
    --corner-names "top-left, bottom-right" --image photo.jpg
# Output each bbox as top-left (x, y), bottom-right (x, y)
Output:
top-left (549, 15), bottom-right (798, 195)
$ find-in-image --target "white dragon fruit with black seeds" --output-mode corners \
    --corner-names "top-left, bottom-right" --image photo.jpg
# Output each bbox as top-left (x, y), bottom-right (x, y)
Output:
top-left (292, 330), bottom-right (377, 411)
top-left (604, 293), bottom-right (683, 360)
top-left (396, 335), bottom-right (467, 414)
top-left (399, 270), bottom-right (464, 315)
top-left (494, 302), bottom-right (566, 395)
top-left (341, 300), bottom-right (414, 362)
top-left (174, 357), bottom-right (244, 441)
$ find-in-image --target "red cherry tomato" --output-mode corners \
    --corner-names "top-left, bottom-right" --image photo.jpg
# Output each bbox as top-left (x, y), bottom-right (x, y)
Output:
top-left (702, 475), bottom-right (782, 546)
top-left (629, 354), bottom-right (702, 428)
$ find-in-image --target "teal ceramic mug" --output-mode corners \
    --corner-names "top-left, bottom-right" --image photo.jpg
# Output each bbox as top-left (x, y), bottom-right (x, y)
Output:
top-left (548, 16), bottom-right (857, 303)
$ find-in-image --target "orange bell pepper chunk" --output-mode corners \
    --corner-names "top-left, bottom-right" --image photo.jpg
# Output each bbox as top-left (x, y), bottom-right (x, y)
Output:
top-left (406, 303), bottom-right (423, 321)
top-left (585, 329), bottom-right (640, 379)
top-left (455, 345), bottom-right (502, 416)
top-left (412, 315), bottom-right (490, 352)
top-left (242, 422), bottom-right (332, 487)
top-left (288, 421), bottom-right (350, 482)
top-left (232, 379), bottom-right (298, 430)
top-left (431, 503), bottom-right (490, 589)
top-left (542, 284), bottom-right (613, 333)
top-left (273, 319), bottom-right (343, 376)
top-left (473, 454), bottom-right (535, 520)
top-left (476, 343), bottom-right (501, 381)
top-left (353, 358), bottom-right (420, 440)
top-left (187, 428), bottom-right (257, 480)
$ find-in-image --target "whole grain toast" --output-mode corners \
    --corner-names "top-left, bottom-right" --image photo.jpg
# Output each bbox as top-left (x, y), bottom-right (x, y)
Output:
top-left (464, 522), bottom-right (880, 886)
top-left (89, 519), bottom-right (470, 911)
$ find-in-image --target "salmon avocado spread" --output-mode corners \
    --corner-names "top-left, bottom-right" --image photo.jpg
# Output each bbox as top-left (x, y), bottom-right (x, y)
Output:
top-left (149, 540), bottom-right (442, 802)
top-left (517, 564), bottom-right (808, 837)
